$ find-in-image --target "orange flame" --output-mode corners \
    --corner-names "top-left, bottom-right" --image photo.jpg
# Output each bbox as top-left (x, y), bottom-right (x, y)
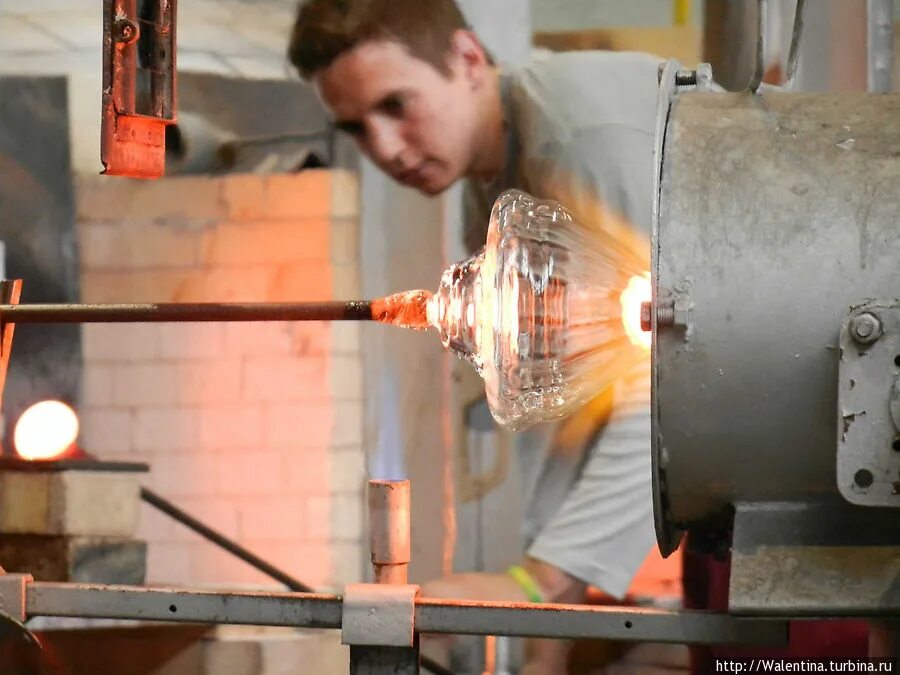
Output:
top-left (14, 400), bottom-right (79, 461)
top-left (620, 273), bottom-right (652, 350)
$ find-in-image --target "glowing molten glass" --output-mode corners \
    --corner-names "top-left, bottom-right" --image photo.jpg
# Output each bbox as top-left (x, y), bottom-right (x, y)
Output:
top-left (620, 273), bottom-right (652, 350)
top-left (427, 190), bottom-right (650, 430)
top-left (14, 400), bottom-right (79, 461)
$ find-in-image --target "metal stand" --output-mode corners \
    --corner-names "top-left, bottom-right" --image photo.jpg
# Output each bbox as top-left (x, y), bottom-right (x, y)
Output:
top-left (350, 641), bottom-right (419, 675)
top-left (346, 480), bottom-right (420, 674)
top-left (0, 488), bottom-right (791, 674)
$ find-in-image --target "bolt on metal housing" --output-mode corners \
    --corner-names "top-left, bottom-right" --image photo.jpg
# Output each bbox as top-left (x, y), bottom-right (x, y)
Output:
top-left (849, 312), bottom-right (882, 345)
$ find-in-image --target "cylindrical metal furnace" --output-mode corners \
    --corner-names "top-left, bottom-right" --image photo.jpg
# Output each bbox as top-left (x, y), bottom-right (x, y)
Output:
top-left (650, 63), bottom-right (900, 613)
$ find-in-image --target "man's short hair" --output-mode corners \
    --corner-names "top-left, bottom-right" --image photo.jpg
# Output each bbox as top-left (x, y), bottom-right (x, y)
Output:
top-left (288, 0), bottom-right (475, 80)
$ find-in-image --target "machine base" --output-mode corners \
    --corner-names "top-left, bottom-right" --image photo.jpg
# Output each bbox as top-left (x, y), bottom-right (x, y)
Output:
top-left (729, 501), bottom-right (900, 615)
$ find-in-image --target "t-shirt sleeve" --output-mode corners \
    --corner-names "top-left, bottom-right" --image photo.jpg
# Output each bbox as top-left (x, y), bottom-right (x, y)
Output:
top-left (461, 178), bottom-right (493, 255)
top-left (528, 123), bottom-right (655, 241)
top-left (510, 51), bottom-right (660, 242)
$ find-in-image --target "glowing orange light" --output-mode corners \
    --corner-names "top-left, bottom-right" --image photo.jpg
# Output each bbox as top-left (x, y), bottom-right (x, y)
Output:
top-left (621, 273), bottom-right (652, 350)
top-left (14, 400), bottom-right (79, 461)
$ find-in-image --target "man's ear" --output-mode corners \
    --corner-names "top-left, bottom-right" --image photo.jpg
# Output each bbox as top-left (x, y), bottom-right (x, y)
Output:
top-left (448, 29), bottom-right (490, 86)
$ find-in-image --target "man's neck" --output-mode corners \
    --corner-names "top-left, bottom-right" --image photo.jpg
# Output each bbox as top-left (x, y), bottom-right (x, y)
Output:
top-left (467, 66), bottom-right (506, 183)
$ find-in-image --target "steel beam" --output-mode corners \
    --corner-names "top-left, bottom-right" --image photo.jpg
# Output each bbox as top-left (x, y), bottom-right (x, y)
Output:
top-left (414, 599), bottom-right (787, 647)
top-left (26, 583), bottom-right (342, 628)
top-left (23, 582), bottom-right (788, 648)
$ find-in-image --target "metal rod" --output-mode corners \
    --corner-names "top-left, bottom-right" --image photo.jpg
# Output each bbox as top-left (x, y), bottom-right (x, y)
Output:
top-left (749, 0), bottom-right (768, 92)
top-left (414, 599), bottom-right (788, 647)
top-left (149, 0), bottom-right (175, 119)
top-left (116, 0), bottom-right (138, 115)
top-left (140, 487), bottom-right (314, 593)
top-left (784, 0), bottom-right (806, 88)
top-left (0, 301), bottom-right (374, 324)
top-left (222, 130), bottom-right (333, 148)
top-left (27, 582), bottom-right (342, 627)
top-left (24, 582), bottom-right (790, 647)
top-left (867, 0), bottom-right (895, 93)
top-left (356, 479), bottom-right (422, 673)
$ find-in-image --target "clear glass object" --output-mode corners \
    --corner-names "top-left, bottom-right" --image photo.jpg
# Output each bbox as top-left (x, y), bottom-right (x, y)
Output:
top-left (426, 190), bottom-right (650, 430)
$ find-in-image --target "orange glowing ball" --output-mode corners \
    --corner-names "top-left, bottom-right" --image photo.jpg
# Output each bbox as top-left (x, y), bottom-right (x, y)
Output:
top-left (620, 273), bottom-right (652, 351)
top-left (14, 400), bottom-right (79, 461)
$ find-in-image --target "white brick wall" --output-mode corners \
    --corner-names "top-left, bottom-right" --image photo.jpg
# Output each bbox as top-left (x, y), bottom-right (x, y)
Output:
top-left (76, 170), bottom-right (366, 591)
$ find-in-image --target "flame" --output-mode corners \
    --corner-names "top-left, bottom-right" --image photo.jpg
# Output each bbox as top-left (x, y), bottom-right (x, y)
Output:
top-left (620, 273), bottom-right (652, 350)
top-left (14, 400), bottom-right (79, 461)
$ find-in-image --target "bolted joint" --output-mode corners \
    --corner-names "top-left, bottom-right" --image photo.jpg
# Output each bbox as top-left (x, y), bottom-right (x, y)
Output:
top-left (112, 18), bottom-right (140, 45)
top-left (641, 299), bottom-right (678, 333)
top-left (657, 299), bottom-right (676, 328)
top-left (849, 312), bottom-right (882, 345)
top-left (675, 69), bottom-right (698, 87)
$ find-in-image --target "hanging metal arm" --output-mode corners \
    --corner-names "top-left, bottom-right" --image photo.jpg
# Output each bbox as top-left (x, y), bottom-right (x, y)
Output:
top-left (784, 0), bottom-right (807, 88)
top-left (749, 0), bottom-right (807, 92)
top-left (748, 0), bottom-right (768, 92)
top-left (867, 0), bottom-right (895, 93)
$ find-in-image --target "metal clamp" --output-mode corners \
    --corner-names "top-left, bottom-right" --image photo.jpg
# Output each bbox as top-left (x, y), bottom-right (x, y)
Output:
top-left (342, 583), bottom-right (419, 647)
top-left (0, 569), bottom-right (33, 623)
top-left (837, 300), bottom-right (900, 507)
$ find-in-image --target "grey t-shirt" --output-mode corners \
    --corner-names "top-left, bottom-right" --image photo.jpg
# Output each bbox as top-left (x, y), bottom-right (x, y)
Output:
top-left (465, 49), bottom-right (661, 597)
top-left (464, 49), bottom-right (660, 252)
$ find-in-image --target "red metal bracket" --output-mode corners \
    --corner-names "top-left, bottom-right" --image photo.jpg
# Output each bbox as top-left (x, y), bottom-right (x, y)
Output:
top-left (0, 280), bottom-right (22, 417)
top-left (101, 0), bottom-right (177, 178)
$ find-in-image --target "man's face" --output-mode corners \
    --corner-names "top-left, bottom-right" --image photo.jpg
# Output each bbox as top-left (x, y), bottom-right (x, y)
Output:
top-left (314, 39), bottom-right (481, 195)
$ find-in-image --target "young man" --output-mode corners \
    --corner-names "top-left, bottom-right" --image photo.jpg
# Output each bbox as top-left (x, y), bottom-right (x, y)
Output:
top-left (289, 2), bottom-right (672, 672)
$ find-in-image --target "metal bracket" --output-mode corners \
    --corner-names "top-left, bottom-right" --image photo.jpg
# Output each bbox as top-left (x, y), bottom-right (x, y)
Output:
top-left (837, 300), bottom-right (900, 507)
top-left (101, 0), bottom-right (177, 178)
top-left (342, 583), bottom-right (419, 647)
top-left (0, 279), bottom-right (22, 417)
top-left (0, 569), bottom-right (33, 623)
top-left (730, 501), bottom-right (900, 614)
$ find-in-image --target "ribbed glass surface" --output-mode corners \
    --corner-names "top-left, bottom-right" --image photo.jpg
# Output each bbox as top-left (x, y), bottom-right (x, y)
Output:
top-left (428, 190), bottom-right (649, 429)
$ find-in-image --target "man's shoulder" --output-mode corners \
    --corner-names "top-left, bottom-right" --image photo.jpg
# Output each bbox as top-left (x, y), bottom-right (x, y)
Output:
top-left (512, 49), bottom-right (662, 98)
top-left (501, 50), bottom-right (661, 236)
top-left (521, 49), bottom-right (662, 78)
top-left (506, 49), bottom-right (661, 141)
